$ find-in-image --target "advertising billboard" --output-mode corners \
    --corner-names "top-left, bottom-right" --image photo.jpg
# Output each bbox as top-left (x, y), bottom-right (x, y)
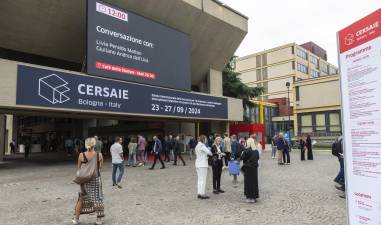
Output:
top-left (16, 65), bottom-right (228, 120)
top-left (338, 8), bottom-right (381, 225)
top-left (87, 0), bottom-right (191, 90)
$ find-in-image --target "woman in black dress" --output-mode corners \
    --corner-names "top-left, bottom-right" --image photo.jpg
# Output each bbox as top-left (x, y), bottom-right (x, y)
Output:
top-left (306, 135), bottom-right (314, 160)
top-left (210, 137), bottom-right (224, 194)
top-left (300, 136), bottom-right (306, 161)
top-left (241, 142), bottom-right (260, 203)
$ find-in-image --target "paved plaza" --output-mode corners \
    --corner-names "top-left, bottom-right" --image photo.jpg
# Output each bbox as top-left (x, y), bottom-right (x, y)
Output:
top-left (0, 150), bottom-right (347, 225)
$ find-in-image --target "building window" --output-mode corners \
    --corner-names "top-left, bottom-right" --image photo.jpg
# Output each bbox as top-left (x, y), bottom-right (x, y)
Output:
top-left (315, 114), bottom-right (326, 131)
top-left (262, 68), bottom-right (268, 80)
top-left (329, 66), bottom-right (338, 75)
top-left (292, 61), bottom-right (295, 70)
top-left (310, 69), bottom-right (320, 78)
top-left (262, 53), bottom-right (267, 66)
top-left (295, 86), bottom-right (300, 101)
top-left (329, 113), bottom-right (341, 132)
top-left (291, 46), bottom-right (295, 55)
top-left (321, 62), bottom-right (328, 74)
top-left (256, 55), bottom-right (262, 67)
top-left (310, 55), bottom-right (318, 65)
top-left (296, 48), bottom-right (308, 60)
top-left (301, 114), bottom-right (313, 133)
top-left (256, 69), bottom-right (261, 81)
top-left (297, 63), bottom-right (308, 74)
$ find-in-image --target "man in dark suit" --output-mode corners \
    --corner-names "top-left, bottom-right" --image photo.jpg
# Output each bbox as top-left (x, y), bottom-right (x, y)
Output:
top-left (149, 136), bottom-right (165, 170)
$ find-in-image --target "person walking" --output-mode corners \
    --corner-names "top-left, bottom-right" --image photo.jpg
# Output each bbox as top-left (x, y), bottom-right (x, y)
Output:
top-left (110, 137), bottom-right (124, 188)
top-left (149, 136), bottom-right (165, 170)
top-left (195, 135), bottom-right (212, 199)
top-left (241, 136), bottom-right (260, 204)
top-left (223, 133), bottom-right (232, 169)
top-left (300, 136), bottom-right (306, 161)
top-left (10, 140), bottom-right (16, 154)
top-left (94, 136), bottom-right (103, 153)
top-left (163, 136), bottom-right (171, 162)
top-left (188, 136), bottom-right (197, 160)
top-left (168, 135), bottom-right (175, 161)
top-left (173, 135), bottom-right (186, 166)
top-left (127, 137), bottom-right (138, 167)
top-left (72, 137), bottom-right (104, 225)
top-left (306, 135), bottom-right (314, 160)
top-left (137, 135), bottom-right (147, 167)
top-left (65, 136), bottom-right (74, 156)
top-left (210, 137), bottom-right (225, 194)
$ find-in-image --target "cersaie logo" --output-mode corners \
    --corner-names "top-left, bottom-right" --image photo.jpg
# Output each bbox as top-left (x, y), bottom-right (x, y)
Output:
top-left (38, 74), bottom-right (70, 104)
top-left (345, 33), bottom-right (355, 46)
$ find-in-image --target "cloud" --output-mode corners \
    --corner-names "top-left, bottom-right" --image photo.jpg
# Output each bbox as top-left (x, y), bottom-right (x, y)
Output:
top-left (222, 0), bottom-right (380, 66)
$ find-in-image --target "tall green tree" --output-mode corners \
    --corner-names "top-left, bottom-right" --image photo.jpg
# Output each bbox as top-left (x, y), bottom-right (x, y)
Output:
top-left (223, 57), bottom-right (263, 121)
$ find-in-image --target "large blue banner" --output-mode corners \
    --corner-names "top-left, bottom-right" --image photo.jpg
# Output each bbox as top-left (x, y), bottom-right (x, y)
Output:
top-left (16, 65), bottom-right (228, 120)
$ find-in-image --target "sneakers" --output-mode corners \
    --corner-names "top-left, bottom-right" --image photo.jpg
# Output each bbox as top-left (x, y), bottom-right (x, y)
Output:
top-left (116, 183), bottom-right (123, 189)
top-left (72, 218), bottom-right (79, 225)
top-left (246, 198), bottom-right (256, 203)
top-left (213, 190), bottom-right (219, 194)
top-left (217, 189), bottom-right (225, 193)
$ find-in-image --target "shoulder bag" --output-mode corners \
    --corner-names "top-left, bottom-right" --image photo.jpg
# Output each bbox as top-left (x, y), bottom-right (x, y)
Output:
top-left (73, 153), bottom-right (99, 184)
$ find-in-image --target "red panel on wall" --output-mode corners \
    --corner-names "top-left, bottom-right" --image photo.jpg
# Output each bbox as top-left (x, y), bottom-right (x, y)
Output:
top-left (229, 123), bottom-right (266, 150)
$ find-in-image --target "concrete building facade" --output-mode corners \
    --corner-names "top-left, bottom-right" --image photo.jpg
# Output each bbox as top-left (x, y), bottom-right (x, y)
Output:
top-left (293, 75), bottom-right (341, 141)
top-left (236, 42), bottom-right (339, 140)
top-left (0, 0), bottom-right (247, 160)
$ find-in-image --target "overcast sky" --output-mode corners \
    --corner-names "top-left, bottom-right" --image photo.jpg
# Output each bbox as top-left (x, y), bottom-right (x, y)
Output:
top-left (221, 0), bottom-right (380, 66)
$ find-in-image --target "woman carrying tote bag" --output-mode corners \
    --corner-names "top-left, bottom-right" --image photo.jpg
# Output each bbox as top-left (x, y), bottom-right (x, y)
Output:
top-left (72, 137), bottom-right (104, 225)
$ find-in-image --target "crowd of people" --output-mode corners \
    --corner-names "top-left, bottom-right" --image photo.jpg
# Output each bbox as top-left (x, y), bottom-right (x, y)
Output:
top-left (72, 133), bottom-right (262, 224)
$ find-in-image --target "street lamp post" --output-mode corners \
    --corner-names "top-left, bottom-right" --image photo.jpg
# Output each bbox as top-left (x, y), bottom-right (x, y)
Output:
top-left (286, 82), bottom-right (291, 131)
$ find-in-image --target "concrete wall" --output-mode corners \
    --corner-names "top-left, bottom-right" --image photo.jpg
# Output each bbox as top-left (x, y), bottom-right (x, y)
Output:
top-left (5, 115), bottom-right (13, 155)
top-left (296, 78), bottom-right (341, 110)
top-left (208, 69), bottom-right (223, 96)
top-left (267, 46), bottom-right (294, 65)
top-left (227, 97), bottom-right (243, 121)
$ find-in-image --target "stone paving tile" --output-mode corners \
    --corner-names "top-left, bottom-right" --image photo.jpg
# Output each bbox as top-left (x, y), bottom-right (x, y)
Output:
top-left (0, 150), bottom-right (347, 225)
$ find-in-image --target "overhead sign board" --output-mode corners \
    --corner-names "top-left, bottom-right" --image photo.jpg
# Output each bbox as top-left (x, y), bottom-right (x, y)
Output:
top-left (16, 65), bottom-right (228, 120)
top-left (86, 0), bottom-right (191, 90)
top-left (338, 8), bottom-right (381, 225)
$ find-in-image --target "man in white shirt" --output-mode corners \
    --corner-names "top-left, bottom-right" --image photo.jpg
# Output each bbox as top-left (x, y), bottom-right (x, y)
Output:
top-left (110, 137), bottom-right (124, 188)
